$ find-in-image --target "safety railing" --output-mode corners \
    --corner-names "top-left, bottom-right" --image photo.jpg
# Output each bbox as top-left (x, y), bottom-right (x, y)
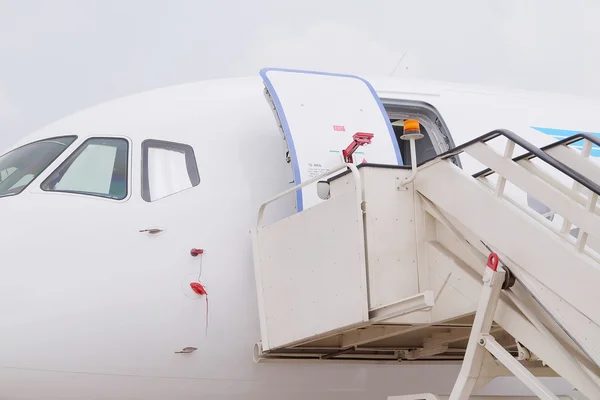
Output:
top-left (530, 134), bottom-right (598, 240)
top-left (474, 132), bottom-right (600, 180)
top-left (434, 129), bottom-right (600, 196)
top-left (256, 162), bottom-right (364, 227)
top-left (437, 129), bottom-right (600, 255)
top-left (322, 131), bottom-right (599, 192)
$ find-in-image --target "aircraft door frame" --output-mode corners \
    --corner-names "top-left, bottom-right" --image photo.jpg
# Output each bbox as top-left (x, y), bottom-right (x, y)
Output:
top-left (260, 67), bottom-right (404, 211)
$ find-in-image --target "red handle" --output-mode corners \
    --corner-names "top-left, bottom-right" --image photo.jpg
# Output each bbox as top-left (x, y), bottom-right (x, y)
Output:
top-left (486, 253), bottom-right (499, 271)
top-left (190, 248), bottom-right (204, 257)
top-left (190, 282), bottom-right (207, 295)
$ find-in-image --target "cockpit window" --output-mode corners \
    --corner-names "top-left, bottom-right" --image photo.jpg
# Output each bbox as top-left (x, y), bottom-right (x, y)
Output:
top-left (141, 139), bottom-right (200, 202)
top-left (0, 136), bottom-right (77, 198)
top-left (41, 137), bottom-right (129, 200)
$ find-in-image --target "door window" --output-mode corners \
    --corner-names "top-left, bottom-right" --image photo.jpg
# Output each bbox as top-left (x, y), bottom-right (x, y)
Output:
top-left (141, 139), bottom-right (200, 202)
top-left (382, 99), bottom-right (461, 168)
top-left (41, 137), bottom-right (129, 200)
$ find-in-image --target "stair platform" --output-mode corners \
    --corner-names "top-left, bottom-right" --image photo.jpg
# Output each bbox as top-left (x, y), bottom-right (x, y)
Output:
top-left (251, 129), bottom-right (600, 399)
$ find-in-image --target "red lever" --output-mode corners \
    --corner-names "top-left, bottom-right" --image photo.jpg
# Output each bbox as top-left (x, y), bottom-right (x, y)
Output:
top-left (342, 132), bottom-right (374, 163)
top-left (190, 248), bottom-right (204, 257)
top-left (190, 282), bottom-right (207, 295)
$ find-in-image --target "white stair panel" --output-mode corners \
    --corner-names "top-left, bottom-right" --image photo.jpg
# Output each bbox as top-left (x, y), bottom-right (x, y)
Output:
top-left (253, 185), bottom-right (369, 351)
top-left (251, 128), bottom-right (600, 399)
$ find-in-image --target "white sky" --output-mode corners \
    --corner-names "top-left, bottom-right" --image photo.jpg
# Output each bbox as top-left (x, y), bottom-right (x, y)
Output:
top-left (1, 0), bottom-right (600, 149)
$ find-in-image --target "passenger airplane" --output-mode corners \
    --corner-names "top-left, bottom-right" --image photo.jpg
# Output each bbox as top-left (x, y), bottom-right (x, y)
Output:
top-left (0, 68), bottom-right (598, 400)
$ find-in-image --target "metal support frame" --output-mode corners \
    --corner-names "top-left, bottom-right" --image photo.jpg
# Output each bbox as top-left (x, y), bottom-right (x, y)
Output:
top-left (560, 139), bottom-right (592, 235)
top-left (448, 253), bottom-right (560, 400)
top-left (256, 162), bottom-right (363, 226)
top-left (252, 128), bottom-right (600, 398)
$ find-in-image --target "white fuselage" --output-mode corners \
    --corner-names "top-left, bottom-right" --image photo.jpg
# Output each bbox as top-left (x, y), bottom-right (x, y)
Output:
top-left (1, 74), bottom-right (598, 399)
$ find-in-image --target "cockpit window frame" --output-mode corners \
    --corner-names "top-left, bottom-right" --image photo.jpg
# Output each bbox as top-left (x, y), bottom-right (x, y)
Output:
top-left (141, 139), bottom-right (200, 203)
top-left (0, 135), bottom-right (78, 198)
top-left (39, 136), bottom-right (132, 202)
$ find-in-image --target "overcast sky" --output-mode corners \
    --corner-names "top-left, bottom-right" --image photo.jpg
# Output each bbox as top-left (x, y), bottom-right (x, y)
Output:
top-left (2, 0), bottom-right (600, 149)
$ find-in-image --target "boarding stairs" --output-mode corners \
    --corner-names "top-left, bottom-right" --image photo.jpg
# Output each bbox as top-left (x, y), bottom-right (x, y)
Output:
top-left (251, 128), bottom-right (600, 400)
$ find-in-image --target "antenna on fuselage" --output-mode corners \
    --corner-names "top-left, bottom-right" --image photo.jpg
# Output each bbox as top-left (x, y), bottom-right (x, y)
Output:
top-left (389, 52), bottom-right (408, 77)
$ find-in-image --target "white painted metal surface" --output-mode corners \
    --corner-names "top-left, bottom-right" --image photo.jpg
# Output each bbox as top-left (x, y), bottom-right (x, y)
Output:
top-left (355, 167), bottom-right (422, 309)
top-left (253, 163), bottom-right (369, 350)
top-left (252, 130), bottom-right (600, 399)
top-left (261, 68), bottom-right (401, 211)
top-left (5, 69), bottom-right (600, 399)
top-left (252, 162), bottom-right (436, 350)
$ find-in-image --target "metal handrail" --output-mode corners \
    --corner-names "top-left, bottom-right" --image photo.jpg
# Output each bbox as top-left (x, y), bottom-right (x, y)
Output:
top-left (474, 132), bottom-right (600, 179)
top-left (436, 129), bottom-right (600, 196)
top-left (256, 163), bottom-right (364, 227)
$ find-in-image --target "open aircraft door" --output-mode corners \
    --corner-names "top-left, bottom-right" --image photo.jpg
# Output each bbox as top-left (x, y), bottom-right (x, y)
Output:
top-left (261, 68), bottom-right (404, 211)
